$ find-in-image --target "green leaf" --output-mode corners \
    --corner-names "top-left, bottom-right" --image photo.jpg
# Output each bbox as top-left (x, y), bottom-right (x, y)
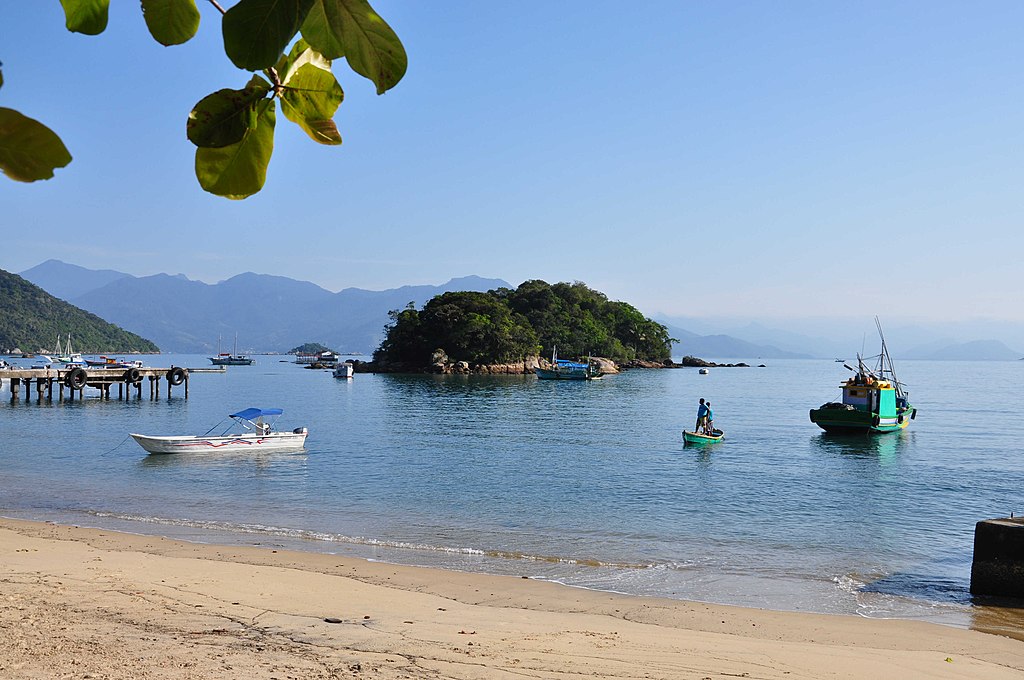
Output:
top-left (141, 0), bottom-right (201, 46)
top-left (195, 100), bottom-right (276, 199)
top-left (301, 0), bottom-right (406, 94)
top-left (222, 0), bottom-right (315, 71)
top-left (59, 0), bottom-right (110, 35)
top-left (188, 76), bottom-right (272, 148)
top-left (275, 37), bottom-right (331, 83)
top-left (280, 62), bottom-right (343, 144)
top-left (0, 108), bottom-right (73, 182)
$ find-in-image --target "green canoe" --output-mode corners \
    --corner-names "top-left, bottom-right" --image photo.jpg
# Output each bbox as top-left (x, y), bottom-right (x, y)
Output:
top-left (682, 429), bottom-right (724, 444)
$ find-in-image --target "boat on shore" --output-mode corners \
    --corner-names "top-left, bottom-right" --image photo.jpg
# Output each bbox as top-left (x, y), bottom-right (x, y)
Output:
top-left (809, 319), bottom-right (916, 434)
top-left (130, 408), bottom-right (307, 455)
top-left (682, 429), bottom-right (724, 445)
top-left (535, 347), bottom-right (603, 380)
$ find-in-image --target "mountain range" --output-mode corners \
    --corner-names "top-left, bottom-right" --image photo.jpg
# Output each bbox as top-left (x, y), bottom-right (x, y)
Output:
top-left (20, 261), bottom-right (512, 354)
top-left (16, 260), bottom-right (1023, 360)
top-left (0, 268), bottom-right (158, 354)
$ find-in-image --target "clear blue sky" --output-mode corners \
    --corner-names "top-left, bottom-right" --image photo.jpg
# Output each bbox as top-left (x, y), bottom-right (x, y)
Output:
top-left (2, 1), bottom-right (1022, 323)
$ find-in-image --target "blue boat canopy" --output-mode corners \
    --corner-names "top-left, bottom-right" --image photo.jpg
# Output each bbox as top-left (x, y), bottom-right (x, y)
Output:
top-left (230, 408), bottom-right (283, 420)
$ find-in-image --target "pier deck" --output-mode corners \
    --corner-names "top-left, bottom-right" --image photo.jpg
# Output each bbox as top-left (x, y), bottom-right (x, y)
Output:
top-left (1, 366), bottom-right (194, 402)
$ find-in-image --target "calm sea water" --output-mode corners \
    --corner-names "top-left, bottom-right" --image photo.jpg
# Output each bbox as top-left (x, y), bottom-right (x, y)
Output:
top-left (2, 355), bottom-right (1023, 634)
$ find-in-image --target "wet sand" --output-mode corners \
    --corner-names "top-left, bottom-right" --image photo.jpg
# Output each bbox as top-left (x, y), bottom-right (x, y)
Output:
top-left (2, 517), bottom-right (1022, 679)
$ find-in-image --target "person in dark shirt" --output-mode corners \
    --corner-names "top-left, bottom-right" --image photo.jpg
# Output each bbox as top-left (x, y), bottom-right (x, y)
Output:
top-left (695, 398), bottom-right (709, 432)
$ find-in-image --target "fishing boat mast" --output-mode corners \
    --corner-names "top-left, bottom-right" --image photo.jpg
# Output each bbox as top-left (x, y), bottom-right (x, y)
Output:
top-left (874, 316), bottom-right (906, 400)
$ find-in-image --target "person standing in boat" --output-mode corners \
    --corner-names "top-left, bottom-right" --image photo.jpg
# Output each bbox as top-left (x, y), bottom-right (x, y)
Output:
top-left (695, 398), bottom-right (709, 433)
top-left (704, 402), bottom-right (714, 435)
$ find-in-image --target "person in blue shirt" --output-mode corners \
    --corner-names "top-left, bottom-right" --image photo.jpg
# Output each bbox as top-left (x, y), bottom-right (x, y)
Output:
top-left (695, 398), bottom-right (709, 432)
top-left (704, 402), bottom-right (714, 435)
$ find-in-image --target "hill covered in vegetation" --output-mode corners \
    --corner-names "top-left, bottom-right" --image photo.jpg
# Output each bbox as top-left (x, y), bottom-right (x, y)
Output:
top-left (372, 280), bottom-right (672, 369)
top-left (0, 268), bottom-right (159, 354)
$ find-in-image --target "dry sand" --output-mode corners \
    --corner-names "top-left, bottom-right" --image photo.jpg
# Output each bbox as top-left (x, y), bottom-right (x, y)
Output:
top-left (2, 517), bottom-right (1022, 679)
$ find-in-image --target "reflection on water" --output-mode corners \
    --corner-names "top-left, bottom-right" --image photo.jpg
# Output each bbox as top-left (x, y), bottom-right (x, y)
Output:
top-left (815, 431), bottom-right (903, 464)
top-left (138, 450), bottom-right (309, 470)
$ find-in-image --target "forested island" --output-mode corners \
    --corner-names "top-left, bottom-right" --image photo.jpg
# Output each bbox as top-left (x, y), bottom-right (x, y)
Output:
top-left (368, 280), bottom-right (673, 372)
top-left (0, 269), bottom-right (159, 354)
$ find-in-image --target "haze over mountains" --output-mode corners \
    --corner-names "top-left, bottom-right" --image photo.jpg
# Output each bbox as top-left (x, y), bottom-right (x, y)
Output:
top-left (17, 260), bottom-right (1024, 360)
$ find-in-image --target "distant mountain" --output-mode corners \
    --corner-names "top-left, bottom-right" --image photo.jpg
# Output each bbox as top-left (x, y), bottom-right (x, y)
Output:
top-left (663, 324), bottom-right (812, 360)
top-left (21, 261), bottom-right (511, 353)
top-left (20, 259), bottom-right (132, 301)
top-left (656, 314), bottom-right (1024, 361)
top-left (903, 339), bottom-right (1022, 361)
top-left (0, 268), bottom-right (158, 353)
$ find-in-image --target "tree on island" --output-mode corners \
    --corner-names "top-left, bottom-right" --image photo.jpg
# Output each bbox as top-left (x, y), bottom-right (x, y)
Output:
top-left (0, 0), bottom-right (405, 198)
top-left (373, 281), bottom-right (673, 369)
top-left (288, 342), bottom-right (335, 355)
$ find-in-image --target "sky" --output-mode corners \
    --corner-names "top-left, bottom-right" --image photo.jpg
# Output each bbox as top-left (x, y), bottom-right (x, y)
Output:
top-left (2, 1), bottom-right (1023, 326)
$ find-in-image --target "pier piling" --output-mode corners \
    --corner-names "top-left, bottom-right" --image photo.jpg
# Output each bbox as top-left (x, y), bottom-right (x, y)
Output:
top-left (4, 367), bottom-right (192, 404)
top-left (970, 517), bottom-right (1024, 599)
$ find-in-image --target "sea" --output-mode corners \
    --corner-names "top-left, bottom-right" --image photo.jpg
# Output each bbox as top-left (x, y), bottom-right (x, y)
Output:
top-left (2, 355), bottom-right (1023, 637)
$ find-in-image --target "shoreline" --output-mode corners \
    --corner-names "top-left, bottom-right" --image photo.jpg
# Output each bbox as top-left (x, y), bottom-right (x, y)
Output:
top-left (2, 517), bottom-right (1023, 679)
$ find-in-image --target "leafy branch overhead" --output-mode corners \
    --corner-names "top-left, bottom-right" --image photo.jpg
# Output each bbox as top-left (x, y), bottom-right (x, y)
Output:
top-left (0, 0), bottom-right (406, 199)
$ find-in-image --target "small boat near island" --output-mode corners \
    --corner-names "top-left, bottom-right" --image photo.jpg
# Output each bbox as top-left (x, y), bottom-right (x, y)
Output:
top-left (333, 362), bottom-right (354, 379)
top-left (682, 428), bottom-right (724, 445)
top-left (130, 408), bottom-right (307, 455)
top-left (809, 319), bottom-right (916, 434)
top-left (535, 348), bottom-right (603, 380)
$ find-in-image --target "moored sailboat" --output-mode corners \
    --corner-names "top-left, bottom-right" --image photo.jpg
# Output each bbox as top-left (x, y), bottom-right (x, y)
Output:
top-left (534, 347), bottom-right (603, 380)
top-left (209, 334), bottom-right (255, 366)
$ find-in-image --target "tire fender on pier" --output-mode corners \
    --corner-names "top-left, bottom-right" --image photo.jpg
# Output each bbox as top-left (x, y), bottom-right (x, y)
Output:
top-left (65, 367), bottom-right (87, 389)
top-left (124, 367), bottom-right (141, 384)
top-left (166, 367), bottom-right (186, 386)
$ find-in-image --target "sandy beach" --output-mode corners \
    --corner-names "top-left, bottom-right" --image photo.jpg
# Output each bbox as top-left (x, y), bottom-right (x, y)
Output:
top-left (1, 517), bottom-right (1022, 679)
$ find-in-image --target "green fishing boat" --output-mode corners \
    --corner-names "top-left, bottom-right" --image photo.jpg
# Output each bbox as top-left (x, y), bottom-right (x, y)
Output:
top-left (682, 428), bottom-right (724, 445)
top-left (809, 319), bottom-right (917, 434)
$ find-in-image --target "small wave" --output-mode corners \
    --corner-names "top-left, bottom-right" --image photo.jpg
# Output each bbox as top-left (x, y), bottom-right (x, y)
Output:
top-left (85, 510), bottom-right (650, 569)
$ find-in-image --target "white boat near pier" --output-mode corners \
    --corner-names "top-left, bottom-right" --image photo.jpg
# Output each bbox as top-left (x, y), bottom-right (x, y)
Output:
top-left (130, 408), bottom-right (307, 455)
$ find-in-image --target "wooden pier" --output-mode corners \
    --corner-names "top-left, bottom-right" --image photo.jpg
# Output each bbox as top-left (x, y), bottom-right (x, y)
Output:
top-left (0, 366), bottom-right (193, 403)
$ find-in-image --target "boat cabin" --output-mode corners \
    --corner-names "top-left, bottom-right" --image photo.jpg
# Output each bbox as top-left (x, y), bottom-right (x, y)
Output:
top-left (841, 377), bottom-right (897, 420)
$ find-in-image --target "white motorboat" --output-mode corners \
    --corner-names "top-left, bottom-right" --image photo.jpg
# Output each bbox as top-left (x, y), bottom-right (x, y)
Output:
top-left (130, 408), bottom-right (307, 455)
top-left (333, 362), bottom-right (354, 379)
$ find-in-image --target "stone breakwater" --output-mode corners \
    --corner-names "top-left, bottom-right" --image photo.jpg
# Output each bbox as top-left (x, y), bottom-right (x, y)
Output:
top-left (678, 355), bottom-right (759, 368)
top-left (352, 355), bottom-right (758, 374)
top-left (355, 353), bottom-right (623, 375)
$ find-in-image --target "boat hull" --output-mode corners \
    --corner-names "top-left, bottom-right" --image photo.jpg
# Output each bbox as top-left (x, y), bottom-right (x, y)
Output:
top-left (534, 367), bottom-right (601, 380)
top-left (683, 429), bottom-right (724, 444)
top-left (808, 406), bottom-right (915, 434)
top-left (209, 357), bottom-right (254, 366)
top-left (130, 431), bottom-right (307, 454)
